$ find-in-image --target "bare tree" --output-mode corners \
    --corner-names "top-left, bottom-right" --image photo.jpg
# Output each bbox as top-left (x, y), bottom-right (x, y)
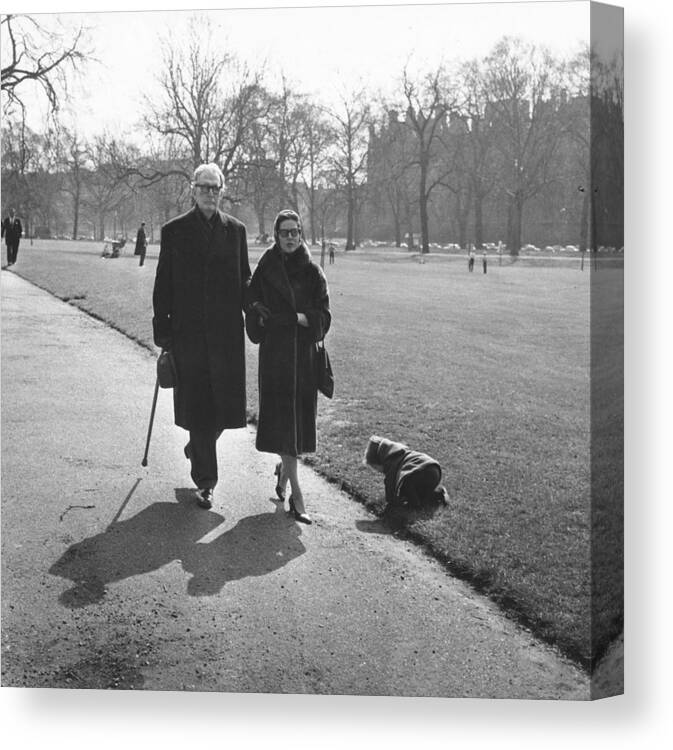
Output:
top-left (240, 117), bottom-right (279, 236)
top-left (1, 14), bottom-right (89, 119)
top-left (285, 98), bottom-right (315, 213)
top-left (481, 37), bottom-right (571, 255)
top-left (266, 78), bottom-right (293, 212)
top-left (328, 91), bottom-right (371, 250)
top-left (457, 59), bottom-right (499, 249)
top-left (241, 87), bottom-right (335, 243)
top-left (314, 169), bottom-right (342, 261)
top-left (295, 103), bottom-right (334, 244)
top-left (144, 19), bottom-right (269, 201)
top-left (144, 28), bottom-right (225, 178)
top-left (443, 155), bottom-right (473, 250)
top-left (82, 136), bottom-right (134, 240)
top-left (53, 126), bottom-right (89, 239)
top-left (400, 66), bottom-right (462, 253)
top-left (1, 119), bottom-right (62, 237)
top-left (367, 108), bottom-right (417, 247)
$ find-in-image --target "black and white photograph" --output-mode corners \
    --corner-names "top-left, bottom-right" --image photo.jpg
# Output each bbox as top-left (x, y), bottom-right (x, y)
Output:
top-left (0, 0), bottom-right (656, 746)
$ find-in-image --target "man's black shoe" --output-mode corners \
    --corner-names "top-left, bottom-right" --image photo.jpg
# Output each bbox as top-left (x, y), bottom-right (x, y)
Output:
top-left (195, 488), bottom-right (213, 509)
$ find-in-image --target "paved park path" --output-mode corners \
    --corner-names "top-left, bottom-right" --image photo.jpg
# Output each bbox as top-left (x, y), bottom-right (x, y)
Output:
top-left (1, 270), bottom-right (590, 698)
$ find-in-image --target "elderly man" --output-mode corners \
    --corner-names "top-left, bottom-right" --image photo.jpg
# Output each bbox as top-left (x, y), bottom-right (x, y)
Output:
top-left (152, 163), bottom-right (251, 509)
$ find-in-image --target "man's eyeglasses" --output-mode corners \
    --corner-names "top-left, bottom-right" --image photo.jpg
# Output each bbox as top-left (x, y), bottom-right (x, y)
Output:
top-left (195, 184), bottom-right (221, 195)
top-left (278, 228), bottom-right (300, 238)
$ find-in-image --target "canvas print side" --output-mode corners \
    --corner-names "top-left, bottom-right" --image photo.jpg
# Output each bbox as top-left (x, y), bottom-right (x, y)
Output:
top-left (589, 0), bottom-right (624, 699)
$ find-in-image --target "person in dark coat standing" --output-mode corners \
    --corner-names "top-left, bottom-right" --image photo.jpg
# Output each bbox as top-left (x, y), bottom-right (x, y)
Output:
top-left (135, 222), bottom-right (148, 266)
top-left (152, 163), bottom-right (251, 509)
top-left (245, 209), bottom-right (331, 524)
top-left (2, 208), bottom-right (23, 266)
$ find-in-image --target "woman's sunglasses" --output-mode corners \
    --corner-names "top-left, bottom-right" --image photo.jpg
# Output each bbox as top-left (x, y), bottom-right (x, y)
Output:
top-left (278, 228), bottom-right (300, 238)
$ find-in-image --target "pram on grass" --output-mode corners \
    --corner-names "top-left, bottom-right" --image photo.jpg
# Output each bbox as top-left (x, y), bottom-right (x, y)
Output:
top-left (101, 237), bottom-right (127, 258)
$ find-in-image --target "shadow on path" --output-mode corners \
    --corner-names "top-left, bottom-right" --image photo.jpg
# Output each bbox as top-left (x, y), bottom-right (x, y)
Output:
top-left (356, 503), bottom-right (442, 536)
top-left (49, 489), bottom-right (305, 607)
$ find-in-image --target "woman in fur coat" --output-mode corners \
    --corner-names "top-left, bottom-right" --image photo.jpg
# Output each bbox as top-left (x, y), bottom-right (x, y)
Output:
top-left (246, 210), bottom-right (331, 524)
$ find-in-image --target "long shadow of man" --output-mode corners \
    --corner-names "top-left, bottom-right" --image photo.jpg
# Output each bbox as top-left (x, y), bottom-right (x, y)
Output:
top-left (49, 490), bottom-right (305, 607)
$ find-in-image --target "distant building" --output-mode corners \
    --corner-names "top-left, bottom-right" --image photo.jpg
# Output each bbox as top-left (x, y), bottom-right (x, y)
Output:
top-left (364, 93), bottom-right (622, 251)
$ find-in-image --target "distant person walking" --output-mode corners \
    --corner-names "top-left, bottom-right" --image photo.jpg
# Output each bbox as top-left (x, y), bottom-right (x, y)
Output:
top-left (152, 163), bottom-right (251, 510)
top-left (328, 243), bottom-right (335, 265)
top-left (245, 209), bottom-right (331, 525)
top-left (482, 250), bottom-right (488, 274)
top-left (135, 222), bottom-right (148, 266)
top-left (468, 246), bottom-right (475, 272)
top-left (2, 208), bottom-right (22, 267)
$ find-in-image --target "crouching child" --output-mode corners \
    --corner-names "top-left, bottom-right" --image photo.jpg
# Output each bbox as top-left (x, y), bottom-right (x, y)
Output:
top-left (364, 435), bottom-right (449, 509)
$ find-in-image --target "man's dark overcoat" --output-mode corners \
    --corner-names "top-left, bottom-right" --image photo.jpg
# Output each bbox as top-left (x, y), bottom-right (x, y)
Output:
top-left (134, 225), bottom-right (147, 255)
top-left (245, 243), bottom-right (331, 457)
top-left (152, 207), bottom-right (251, 432)
top-left (2, 215), bottom-right (22, 246)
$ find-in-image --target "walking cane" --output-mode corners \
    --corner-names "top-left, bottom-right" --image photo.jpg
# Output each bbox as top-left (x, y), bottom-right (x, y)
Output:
top-left (141, 375), bottom-right (160, 467)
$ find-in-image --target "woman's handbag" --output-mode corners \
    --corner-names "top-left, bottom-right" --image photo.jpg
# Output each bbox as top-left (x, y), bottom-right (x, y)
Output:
top-left (315, 339), bottom-right (334, 398)
top-left (157, 350), bottom-right (178, 389)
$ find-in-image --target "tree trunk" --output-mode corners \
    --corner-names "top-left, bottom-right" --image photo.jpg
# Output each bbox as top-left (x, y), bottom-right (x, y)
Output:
top-left (254, 202), bottom-right (267, 236)
top-left (506, 201), bottom-right (514, 255)
top-left (277, 154), bottom-right (286, 212)
top-left (404, 201), bottom-right (414, 250)
top-left (309, 186), bottom-right (317, 245)
top-left (72, 199), bottom-right (79, 240)
top-left (353, 195), bottom-right (361, 248)
top-left (474, 195), bottom-right (483, 249)
top-left (458, 215), bottom-right (468, 251)
top-left (394, 212), bottom-right (402, 247)
top-left (291, 181), bottom-right (300, 213)
top-left (345, 182), bottom-right (356, 250)
top-left (419, 162), bottom-right (429, 253)
top-left (506, 196), bottom-right (523, 257)
top-left (579, 189), bottom-right (589, 252)
top-left (511, 195), bottom-right (523, 256)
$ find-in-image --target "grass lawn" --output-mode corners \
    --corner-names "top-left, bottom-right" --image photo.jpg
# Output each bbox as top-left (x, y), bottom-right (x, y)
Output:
top-left (6, 239), bottom-right (623, 668)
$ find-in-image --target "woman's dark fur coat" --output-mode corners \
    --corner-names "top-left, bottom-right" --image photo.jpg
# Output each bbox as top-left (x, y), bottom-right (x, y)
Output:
top-left (246, 243), bottom-right (331, 456)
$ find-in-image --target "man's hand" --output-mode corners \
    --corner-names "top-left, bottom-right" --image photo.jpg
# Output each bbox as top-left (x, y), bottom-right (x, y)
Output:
top-left (251, 302), bottom-right (271, 326)
top-left (251, 302), bottom-right (271, 319)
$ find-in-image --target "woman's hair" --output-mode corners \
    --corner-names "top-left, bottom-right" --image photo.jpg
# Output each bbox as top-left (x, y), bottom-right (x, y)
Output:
top-left (273, 209), bottom-right (302, 244)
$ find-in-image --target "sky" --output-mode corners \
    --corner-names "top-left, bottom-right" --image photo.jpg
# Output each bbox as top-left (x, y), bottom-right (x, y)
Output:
top-left (5, 0), bottom-right (590, 141)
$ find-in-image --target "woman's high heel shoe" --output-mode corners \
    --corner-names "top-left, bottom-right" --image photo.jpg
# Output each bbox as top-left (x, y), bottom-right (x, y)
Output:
top-left (288, 495), bottom-right (312, 525)
top-left (274, 462), bottom-right (285, 502)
